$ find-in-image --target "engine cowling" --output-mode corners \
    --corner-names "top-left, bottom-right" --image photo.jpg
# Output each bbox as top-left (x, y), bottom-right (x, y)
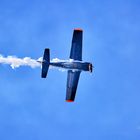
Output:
top-left (89, 63), bottom-right (93, 73)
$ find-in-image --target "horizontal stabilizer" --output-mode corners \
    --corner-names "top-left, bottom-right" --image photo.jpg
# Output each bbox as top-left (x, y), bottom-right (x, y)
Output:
top-left (41, 48), bottom-right (50, 78)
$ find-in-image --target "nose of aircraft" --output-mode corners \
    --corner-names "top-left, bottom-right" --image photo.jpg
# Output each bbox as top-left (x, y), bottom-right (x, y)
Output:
top-left (89, 63), bottom-right (93, 73)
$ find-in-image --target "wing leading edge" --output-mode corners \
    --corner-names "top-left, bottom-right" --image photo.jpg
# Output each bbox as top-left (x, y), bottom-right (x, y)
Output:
top-left (66, 70), bottom-right (81, 102)
top-left (70, 29), bottom-right (83, 61)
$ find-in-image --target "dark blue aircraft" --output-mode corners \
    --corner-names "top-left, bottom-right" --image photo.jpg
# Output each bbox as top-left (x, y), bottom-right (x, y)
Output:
top-left (40, 29), bottom-right (93, 102)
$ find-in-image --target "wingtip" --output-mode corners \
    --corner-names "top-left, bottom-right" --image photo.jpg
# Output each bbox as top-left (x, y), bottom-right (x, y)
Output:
top-left (74, 28), bottom-right (83, 31)
top-left (66, 100), bottom-right (74, 102)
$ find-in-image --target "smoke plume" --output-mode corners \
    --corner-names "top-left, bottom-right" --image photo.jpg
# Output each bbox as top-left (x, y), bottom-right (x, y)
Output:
top-left (0, 55), bottom-right (41, 69)
top-left (0, 55), bottom-right (71, 70)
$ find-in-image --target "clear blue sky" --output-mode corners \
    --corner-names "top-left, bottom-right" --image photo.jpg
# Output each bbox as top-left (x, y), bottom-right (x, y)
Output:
top-left (0, 0), bottom-right (140, 139)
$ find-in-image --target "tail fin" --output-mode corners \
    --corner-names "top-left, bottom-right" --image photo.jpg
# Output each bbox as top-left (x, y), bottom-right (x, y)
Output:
top-left (41, 48), bottom-right (50, 78)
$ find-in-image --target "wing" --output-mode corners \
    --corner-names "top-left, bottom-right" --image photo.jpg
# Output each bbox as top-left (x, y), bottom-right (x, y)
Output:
top-left (70, 29), bottom-right (83, 61)
top-left (66, 70), bottom-right (81, 102)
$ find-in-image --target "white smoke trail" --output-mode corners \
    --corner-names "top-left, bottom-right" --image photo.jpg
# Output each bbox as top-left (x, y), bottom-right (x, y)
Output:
top-left (0, 55), bottom-right (73, 71)
top-left (0, 55), bottom-right (41, 69)
top-left (51, 58), bottom-right (74, 63)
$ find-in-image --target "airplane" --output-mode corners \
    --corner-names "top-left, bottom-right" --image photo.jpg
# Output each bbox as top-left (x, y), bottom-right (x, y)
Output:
top-left (39, 29), bottom-right (93, 102)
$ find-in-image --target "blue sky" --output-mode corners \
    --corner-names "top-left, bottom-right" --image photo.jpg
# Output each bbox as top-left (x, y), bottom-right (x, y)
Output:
top-left (0, 0), bottom-right (140, 139)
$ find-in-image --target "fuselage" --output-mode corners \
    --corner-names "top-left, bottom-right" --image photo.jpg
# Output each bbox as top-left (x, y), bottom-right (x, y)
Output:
top-left (50, 61), bottom-right (93, 72)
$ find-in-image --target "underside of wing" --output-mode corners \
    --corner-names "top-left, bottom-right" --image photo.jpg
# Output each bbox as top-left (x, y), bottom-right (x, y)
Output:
top-left (70, 29), bottom-right (83, 61)
top-left (66, 70), bottom-right (81, 102)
